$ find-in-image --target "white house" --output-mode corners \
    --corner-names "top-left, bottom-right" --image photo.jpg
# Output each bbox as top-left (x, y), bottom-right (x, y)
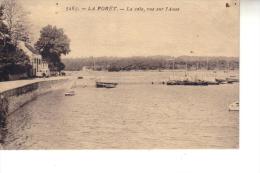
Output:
top-left (17, 41), bottom-right (50, 77)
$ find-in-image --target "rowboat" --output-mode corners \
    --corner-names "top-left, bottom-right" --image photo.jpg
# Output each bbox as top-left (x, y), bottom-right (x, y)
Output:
top-left (65, 91), bottom-right (75, 96)
top-left (96, 82), bottom-right (118, 88)
top-left (206, 80), bottom-right (220, 85)
top-left (226, 78), bottom-right (239, 84)
top-left (215, 78), bottom-right (227, 84)
top-left (166, 80), bottom-right (208, 86)
top-left (228, 101), bottom-right (239, 111)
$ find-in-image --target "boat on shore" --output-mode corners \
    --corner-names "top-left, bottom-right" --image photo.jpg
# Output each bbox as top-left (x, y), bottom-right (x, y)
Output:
top-left (65, 90), bottom-right (75, 96)
top-left (96, 82), bottom-right (118, 88)
top-left (228, 101), bottom-right (239, 111)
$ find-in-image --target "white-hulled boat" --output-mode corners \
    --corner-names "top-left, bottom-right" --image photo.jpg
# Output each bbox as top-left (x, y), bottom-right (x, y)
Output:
top-left (229, 101), bottom-right (239, 111)
top-left (65, 90), bottom-right (75, 96)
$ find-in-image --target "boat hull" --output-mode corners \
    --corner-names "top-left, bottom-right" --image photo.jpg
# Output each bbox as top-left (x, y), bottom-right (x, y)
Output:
top-left (65, 91), bottom-right (75, 96)
top-left (96, 82), bottom-right (118, 88)
top-left (228, 101), bottom-right (239, 111)
top-left (166, 80), bottom-right (208, 86)
top-left (226, 78), bottom-right (239, 84)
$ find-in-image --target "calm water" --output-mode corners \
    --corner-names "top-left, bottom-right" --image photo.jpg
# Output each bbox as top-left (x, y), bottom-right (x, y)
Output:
top-left (3, 71), bottom-right (239, 149)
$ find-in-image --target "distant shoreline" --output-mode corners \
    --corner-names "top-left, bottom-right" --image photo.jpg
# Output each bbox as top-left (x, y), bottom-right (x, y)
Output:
top-left (63, 56), bottom-right (239, 71)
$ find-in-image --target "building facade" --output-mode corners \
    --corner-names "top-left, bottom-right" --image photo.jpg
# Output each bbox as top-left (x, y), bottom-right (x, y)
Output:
top-left (30, 55), bottom-right (50, 77)
top-left (18, 41), bottom-right (50, 77)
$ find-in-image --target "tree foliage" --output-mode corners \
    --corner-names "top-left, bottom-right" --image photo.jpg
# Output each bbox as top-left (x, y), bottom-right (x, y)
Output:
top-left (35, 25), bottom-right (70, 72)
top-left (0, 5), bottom-right (10, 50)
top-left (0, 3), bottom-right (31, 81)
top-left (2, 0), bottom-right (31, 45)
top-left (0, 2), bottom-right (29, 65)
top-left (62, 56), bottom-right (240, 71)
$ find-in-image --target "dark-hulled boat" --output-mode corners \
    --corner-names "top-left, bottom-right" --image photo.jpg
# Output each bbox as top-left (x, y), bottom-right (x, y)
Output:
top-left (166, 80), bottom-right (208, 86)
top-left (96, 82), bottom-right (118, 88)
top-left (226, 78), bottom-right (239, 84)
top-left (215, 78), bottom-right (227, 84)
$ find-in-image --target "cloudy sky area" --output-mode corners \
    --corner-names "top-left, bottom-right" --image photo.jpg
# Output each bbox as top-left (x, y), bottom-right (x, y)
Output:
top-left (20, 0), bottom-right (239, 58)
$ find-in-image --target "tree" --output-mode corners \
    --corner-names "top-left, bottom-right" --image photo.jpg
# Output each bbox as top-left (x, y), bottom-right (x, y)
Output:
top-left (0, 3), bottom-right (31, 81)
top-left (2, 0), bottom-right (31, 45)
top-left (0, 4), bottom-right (10, 51)
top-left (35, 25), bottom-right (70, 72)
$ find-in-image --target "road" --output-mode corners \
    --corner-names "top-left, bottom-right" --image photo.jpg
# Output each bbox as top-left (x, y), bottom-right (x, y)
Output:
top-left (0, 76), bottom-right (70, 93)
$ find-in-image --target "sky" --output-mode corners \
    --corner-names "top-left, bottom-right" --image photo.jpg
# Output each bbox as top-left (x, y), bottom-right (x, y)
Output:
top-left (20, 0), bottom-right (239, 58)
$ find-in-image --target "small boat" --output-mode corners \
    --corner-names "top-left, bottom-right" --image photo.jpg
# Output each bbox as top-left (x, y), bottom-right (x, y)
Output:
top-left (191, 80), bottom-right (208, 86)
top-left (103, 83), bottom-right (117, 88)
top-left (96, 82), bottom-right (118, 88)
top-left (207, 80), bottom-right (220, 85)
top-left (78, 76), bottom-right (84, 79)
top-left (226, 78), bottom-right (239, 84)
top-left (228, 101), bottom-right (239, 111)
top-left (65, 91), bottom-right (75, 96)
top-left (166, 80), bottom-right (208, 86)
top-left (215, 78), bottom-right (227, 84)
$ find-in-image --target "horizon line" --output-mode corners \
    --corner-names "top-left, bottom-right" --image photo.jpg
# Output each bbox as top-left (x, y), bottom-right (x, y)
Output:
top-left (63, 55), bottom-right (240, 59)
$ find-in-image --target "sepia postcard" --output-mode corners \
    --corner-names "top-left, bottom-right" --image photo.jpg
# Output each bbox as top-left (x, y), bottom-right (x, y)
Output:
top-left (0, 0), bottom-right (239, 149)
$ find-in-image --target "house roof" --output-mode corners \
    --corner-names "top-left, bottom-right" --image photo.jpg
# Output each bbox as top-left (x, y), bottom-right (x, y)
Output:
top-left (25, 43), bottom-right (39, 55)
top-left (17, 41), bottom-right (41, 59)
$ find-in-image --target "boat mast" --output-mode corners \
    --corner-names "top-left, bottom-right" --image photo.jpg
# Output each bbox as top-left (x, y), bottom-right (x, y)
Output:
top-left (206, 57), bottom-right (209, 71)
top-left (215, 58), bottom-right (219, 79)
top-left (92, 56), bottom-right (95, 71)
top-left (185, 60), bottom-right (188, 77)
top-left (172, 58), bottom-right (175, 79)
top-left (227, 60), bottom-right (230, 74)
top-left (168, 57), bottom-right (175, 79)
